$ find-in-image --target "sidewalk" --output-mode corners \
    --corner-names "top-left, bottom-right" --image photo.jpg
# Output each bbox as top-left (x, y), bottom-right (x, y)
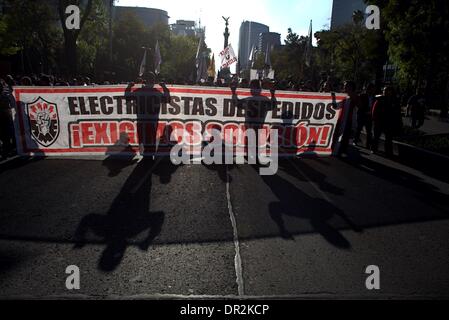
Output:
top-left (358, 117), bottom-right (449, 183)
top-left (429, 108), bottom-right (449, 119)
top-left (403, 114), bottom-right (449, 136)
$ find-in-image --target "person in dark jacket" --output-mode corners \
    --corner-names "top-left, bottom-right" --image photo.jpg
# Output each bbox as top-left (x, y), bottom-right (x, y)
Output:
top-left (0, 79), bottom-right (16, 159)
top-left (371, 86), bottom-right (402, 157)
top-left (407, 88), bottom-right (426, 129)
top-left (354, 83), bottom-right (376, 148)
top-left (337, 80), bottom-right (358, 156)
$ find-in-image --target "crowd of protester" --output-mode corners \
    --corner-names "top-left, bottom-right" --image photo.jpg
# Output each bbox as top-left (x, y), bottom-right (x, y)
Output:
top-left (0, 72), bottom-right (427, 160)
top-left (337, 81), bottom-right (427, 158)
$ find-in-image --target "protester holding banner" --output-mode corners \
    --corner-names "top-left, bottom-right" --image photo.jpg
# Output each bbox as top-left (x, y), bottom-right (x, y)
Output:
top-left (230, 79), bottom-right (273, 162)
top-left (337, 81), bottom-right (358, 156)
top-left (354, 83), bottom-right (376, 149)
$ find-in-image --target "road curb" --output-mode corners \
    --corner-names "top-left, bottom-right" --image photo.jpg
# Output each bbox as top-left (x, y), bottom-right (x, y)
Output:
top-left (395, 140), bottom-right (449, 176)
top-left (359, 133), bottom-right (449, 180)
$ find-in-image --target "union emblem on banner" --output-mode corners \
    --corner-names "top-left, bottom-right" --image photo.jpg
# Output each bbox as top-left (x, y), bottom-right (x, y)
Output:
top-left (219, 44), bottom-right (238, 69)
top-left (27, 97), bottom-right (60, 147)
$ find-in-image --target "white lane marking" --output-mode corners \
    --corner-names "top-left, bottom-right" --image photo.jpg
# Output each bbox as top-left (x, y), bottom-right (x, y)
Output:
top-left (359, 164), bottom-right (376, 172)
top-left (129, 157), bottom-right (163, 194)
top-left (226, 165), bottom-right (245, 296)
top-left (0, 155), bottom-right (19, 166)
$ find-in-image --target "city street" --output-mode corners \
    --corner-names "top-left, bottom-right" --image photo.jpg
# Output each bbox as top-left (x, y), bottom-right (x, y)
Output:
top-left (1, 147), bottom-right (448, 299)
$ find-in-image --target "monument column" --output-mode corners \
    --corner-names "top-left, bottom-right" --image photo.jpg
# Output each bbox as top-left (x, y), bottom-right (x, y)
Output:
top-left (223, 16), bottom-right (230, 49)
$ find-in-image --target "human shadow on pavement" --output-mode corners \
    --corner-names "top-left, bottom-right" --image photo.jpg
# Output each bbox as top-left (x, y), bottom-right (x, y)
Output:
top-left (231, 80), bottom-right (276, 164)
top-left (0, 156), bottom-right (43, 174)
top-left (73, 78), bottom-right (174, 272)
top-left (341, 147), bottom-right (449, 212)
top-left (74, 154), bottom-right (167, 272)
top-left (203, 81), bottom-right (274, 184)
top-left (277, 158), bottom-right (345, 197)
top-left (102, 133), bottom-right (139, 177)
top-left (253, 165), bottom-right (360, 248)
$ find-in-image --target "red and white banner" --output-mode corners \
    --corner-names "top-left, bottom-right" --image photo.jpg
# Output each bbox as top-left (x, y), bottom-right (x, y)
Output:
top-left (12, 85), bottom-right (347, 156)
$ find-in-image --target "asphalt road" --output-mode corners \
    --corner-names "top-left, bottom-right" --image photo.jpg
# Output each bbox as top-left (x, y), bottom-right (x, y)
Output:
top-left (0, 147), bottom-right (448, 299)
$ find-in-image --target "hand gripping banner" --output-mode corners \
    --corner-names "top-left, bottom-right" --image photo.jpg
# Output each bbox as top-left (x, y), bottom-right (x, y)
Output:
top-left (12, 85), bottom-right (348, 157)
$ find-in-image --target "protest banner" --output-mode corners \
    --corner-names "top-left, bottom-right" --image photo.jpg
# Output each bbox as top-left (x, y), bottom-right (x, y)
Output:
top-left (12, 85), bottom-right (348, 157)
top-left (219, 44), bottom-right (238, 69)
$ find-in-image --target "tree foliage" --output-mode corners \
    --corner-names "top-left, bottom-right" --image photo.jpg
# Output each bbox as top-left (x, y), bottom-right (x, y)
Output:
top-left (370, 0), bottom-right (449, 111)
top-left (371, 0), bottom-right (449, 84)
top-left (0, 0), bottom-right (210, 83)
top-left (77, 0), bottom-right (109, 77)
top-left (57, 0), bottom-right (96, 76)
top-left (271, 28), bottom-right (310, 83)
top-left (111, 13), bottom-right (208, 82)
top-left (0, 15), bottom-right (20, 56)
top-left (315, 22), bottom-right (386, 87)
top-left (3, 0), bottom-right (61, 73)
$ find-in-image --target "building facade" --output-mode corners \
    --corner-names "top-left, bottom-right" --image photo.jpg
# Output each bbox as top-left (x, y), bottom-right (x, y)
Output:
top-left (330, 0), bottom-right (366, 29)
top-left (238, 21), bottom-right (269, 72)
top-left (0, 0), bottom-right (7, 14)
top-left (114, 6), bottom-right (169, 28)
top-left (171, 20), bottom-right (205, 38)
top-left (259, 32), bottom-right (281, 54)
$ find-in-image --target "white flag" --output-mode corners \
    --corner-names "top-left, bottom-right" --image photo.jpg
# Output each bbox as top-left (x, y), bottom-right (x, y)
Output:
top-left (250, 69), bottom-right (260, 81)
top-left (139, 48), bottom-right (147, 77)
top-left (195, 36), bottom-right (202, 69)
top-left (154, 40), bottom-right (162, 75)
top-left (196, 53), bottom-right (208, 83)
top-left (264, 44), bottom-right (271, 67)
top-left (248, 45), bottom-right (255, 62)
top-left (219, 44), bottom-right (238, 69)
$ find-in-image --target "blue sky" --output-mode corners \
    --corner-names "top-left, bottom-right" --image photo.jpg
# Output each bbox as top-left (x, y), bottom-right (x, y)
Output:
top-left (116, 0), bottom-right (334, 71)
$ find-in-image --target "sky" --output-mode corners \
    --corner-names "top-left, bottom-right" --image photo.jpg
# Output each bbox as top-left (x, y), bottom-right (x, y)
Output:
top-left (115, 0), bottom-right (334, 72)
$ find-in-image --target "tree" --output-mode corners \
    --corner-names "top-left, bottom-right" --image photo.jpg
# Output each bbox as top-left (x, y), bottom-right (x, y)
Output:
top-left (285, 28), bottom-right (300, 46)
top-left (112, 12), bottom-right (152, 81)
top-left (370, 0), bottom-right (449, 114)
top-left (76, 0), bottom-right (109, 77)
top-left (111, 12), bottom-right (210, 83)
top-left (3, 0), bottom-right (61, 74)
top-left (1, 0), bottom-right (211, 85)
top-left (352, 10), bottom-right (365, 25)
top-left (271, 28), bottom-right (310, 83)
top-left (58, 0), bottom-right (95, 76)
top-left (315, 19), bottom-right (386, 88)
top-left (160, 35), bottom-right (204, 83)
top-left (253, 52), bottom-right (267, 70)
top-left (0, 15), bottom-right (20, 56)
